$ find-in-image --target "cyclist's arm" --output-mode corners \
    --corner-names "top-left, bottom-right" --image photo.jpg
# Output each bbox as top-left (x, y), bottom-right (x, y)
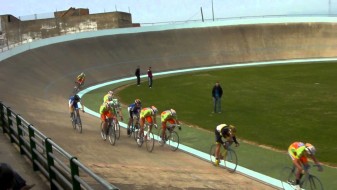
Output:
top-left (310, 155), bottom-right (323, 171)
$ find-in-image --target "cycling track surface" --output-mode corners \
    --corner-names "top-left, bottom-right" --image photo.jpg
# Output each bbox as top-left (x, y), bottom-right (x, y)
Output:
top-left (1, 20), bottom-right (337, 189)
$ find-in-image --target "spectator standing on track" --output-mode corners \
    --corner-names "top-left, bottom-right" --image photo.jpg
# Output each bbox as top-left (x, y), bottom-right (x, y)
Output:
top-left (212, 81), bottom-right (223, 113)
top-left (135, 66), bottom-right (140, 86)
top-left (147, 67), bottom-right (153, 88)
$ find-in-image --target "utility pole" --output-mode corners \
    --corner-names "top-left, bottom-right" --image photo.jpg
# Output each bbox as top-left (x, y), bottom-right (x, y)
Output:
top-left (212, 0), bottom-right (214, 21)
top-left (200, 7), bottom-right (204, 22)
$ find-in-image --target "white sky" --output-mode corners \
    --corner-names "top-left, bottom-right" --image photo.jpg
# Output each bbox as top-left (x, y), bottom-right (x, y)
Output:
top-left (0, 0), bottom-right (336, 23)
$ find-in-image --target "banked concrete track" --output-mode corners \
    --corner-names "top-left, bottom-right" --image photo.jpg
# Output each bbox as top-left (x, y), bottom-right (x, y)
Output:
top-left (2, 19), bottom-right (337, 189)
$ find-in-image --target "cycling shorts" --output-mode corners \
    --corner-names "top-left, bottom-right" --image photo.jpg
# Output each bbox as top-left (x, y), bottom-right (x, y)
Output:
top-left (141, 116), bottom-right (153, 124)
top-left (100, 111), bottom-right (112, 122)
top-left (214, 129), bottom-right (224, 144)
top-left (163, 118), bottom-right (175, 126)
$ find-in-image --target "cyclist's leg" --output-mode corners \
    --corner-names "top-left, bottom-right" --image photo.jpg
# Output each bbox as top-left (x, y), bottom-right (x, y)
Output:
top-left (214, 129), bottom-right (223, 166)
top-left (139, 117), bottom-right (145, 138)
top-left (146, 116), bottom-right (153, 133)
top-left (127, 112), bottom-right (133, 135)
top-left (100, 114), bottom-right (108, 132)
top-left (161, 121), bottom-right (167, 142)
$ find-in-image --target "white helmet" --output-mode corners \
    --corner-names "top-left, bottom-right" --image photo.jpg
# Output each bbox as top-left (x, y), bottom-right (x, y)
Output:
top-left (170, 109), bottom-right (176, 116)
top-left (305, 143), bottom-right (316, 155)
top-left (151, 106), bottom-right (158, 114)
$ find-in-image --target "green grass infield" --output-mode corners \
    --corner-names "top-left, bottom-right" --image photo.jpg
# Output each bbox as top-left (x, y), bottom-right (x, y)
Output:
top-left (83, 62), bottom-right (337, 189)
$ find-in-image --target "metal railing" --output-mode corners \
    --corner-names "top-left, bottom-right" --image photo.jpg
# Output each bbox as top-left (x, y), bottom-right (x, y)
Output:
top-left (0, 101), bottom-right (119, 190)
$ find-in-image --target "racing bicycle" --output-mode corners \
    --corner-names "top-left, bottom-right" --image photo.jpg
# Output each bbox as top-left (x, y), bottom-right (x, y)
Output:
top-left (71, 108), bottom-right (82, 133)
top-left (100, 118), bottom-right (117, 146)
top-left (209, 140), bottom-right (238, 173)
top-left (73, 81), bottom-right (84, 94)
top-left (280, 164), bottom-right (323, 190)
top-left (157, 124), bottom-right (180, 151)
top-left (136, 122), bottom-right (155, 152)
top-left (128, 115), bottom-right (140, 140)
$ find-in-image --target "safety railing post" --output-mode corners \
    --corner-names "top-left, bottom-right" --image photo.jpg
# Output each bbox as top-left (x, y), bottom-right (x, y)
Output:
top-left (70, 157), bottom-right (81, 190)
top-left (0, 101), bottom-right (5, 133)
top-left (45, 138), bottom-right (57, 190)
top-left (6, 107), bottom-right (14, 142)
top-left (16, 115), bottom-right (25, 155)
top-left (28, 124), bottom-right (39, 171)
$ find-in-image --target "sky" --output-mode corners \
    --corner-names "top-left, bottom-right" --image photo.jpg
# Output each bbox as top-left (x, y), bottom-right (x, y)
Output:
top-left (0, 0), bottom-right (336, 24)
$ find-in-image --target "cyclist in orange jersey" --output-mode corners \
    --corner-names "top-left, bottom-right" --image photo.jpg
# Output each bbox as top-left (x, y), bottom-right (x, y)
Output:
top-left (159, 109), bottom-right (181, 143)
top-left (137, 106), bottom-right (158, 144)
top-left (288, 142), bottom-right (323, 190)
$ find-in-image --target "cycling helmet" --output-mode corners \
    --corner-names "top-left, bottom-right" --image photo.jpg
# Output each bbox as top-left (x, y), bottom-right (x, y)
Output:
top-left (74, 95), bottom-right (80, 101)
top-left (229, 125), bottom-right (236, 135)
top-left (108, 91), bottom-right (114, 95)
top-left (135, 99), bottom-right (141, 104)
top-left (151, 106), bottom-right (158, 114)
top-left (170, 109), bottom-right (177, 116)
top-left (305, 143), bottom-right (316, 155)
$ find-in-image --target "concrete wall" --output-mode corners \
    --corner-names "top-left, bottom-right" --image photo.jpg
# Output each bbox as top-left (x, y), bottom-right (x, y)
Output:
top-left (0, 11), bottom-right (132, 47)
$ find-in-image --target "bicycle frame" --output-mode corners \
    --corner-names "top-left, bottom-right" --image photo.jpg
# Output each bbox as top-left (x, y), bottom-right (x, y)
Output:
top-left (281, 164), bottom-right (323, 190)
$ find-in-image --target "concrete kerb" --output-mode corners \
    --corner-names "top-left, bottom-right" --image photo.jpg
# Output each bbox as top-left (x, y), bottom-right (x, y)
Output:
top-left (78, 58), bottom-right (337, 190)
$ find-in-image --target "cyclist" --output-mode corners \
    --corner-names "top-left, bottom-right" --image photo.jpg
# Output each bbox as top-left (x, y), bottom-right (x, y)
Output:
top-left (110, 98), bottom-right (124, 123)
top-left (75, 72), bottom-right (86, 89)
top-left (99, 101), bottom-right (114, 139)
top-left (288, 142), bottom-right (323, 190)
top-left (127, 99), bottom-right (142, 135)
top-left (138, 106), bottom-right (158, 144)
top-left (103, 90), bottom-right (114, 103)
top-left (160, 109), bottom-right (181, 143)
top-left (69, 94), bottom-right (84, 120)
top-left (214, 124), bottom-right (239, 166)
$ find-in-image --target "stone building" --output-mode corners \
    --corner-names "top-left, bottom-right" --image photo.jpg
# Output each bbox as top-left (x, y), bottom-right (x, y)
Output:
top-left (0, 7), bottom-right (134, 47)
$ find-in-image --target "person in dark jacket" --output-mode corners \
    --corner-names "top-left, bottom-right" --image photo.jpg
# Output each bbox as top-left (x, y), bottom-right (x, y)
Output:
top-left (212, 82), bottom-right (223, 113)
top-left (135, 66), bottom-right (140, 86)
top-left (147, 67), bottom-right (153, 88)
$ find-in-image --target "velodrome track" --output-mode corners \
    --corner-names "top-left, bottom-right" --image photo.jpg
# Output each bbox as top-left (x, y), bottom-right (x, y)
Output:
top-left (1, 18), bottom-right (337, 189)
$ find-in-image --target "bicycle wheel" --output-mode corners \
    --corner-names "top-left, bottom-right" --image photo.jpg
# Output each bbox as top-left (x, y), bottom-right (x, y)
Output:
top-left (224, 148), bottom-right (238, 173)
top-left (71, 114), bottom-right (76, 130)
top-left (167, 131), bottom-right (179, 151)
top-left (134, 123), bottom-right (140, 141)
top-left (108, 124), bottom-right (116, 146)
top-left (145, 131), bottom-right (154, 152)
top-left (301, 175), bottom-right (323, 190)
top-left (76, 114), bottom-right (82, 133)
top-left (115, 121), bottom-right (120, 140)
top-left (280, 167), bottom-right (296, 190)
top-left (100, 122), bottom-right (107, 141)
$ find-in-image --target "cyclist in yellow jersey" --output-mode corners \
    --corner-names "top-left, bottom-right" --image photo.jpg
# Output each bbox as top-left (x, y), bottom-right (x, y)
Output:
top-left (99, 102), bottom-right (114, 137)
top-left (288, 142), bottom-right (323, 190)
top-left (214, 124), bottom-right (239, 166)
top-left (75, 72), bottom-right (85, 87)
top-left (103, 91), bottom-right (114, 103)
top-left (160, 109), bottom-right (181, 143)
top-left (138, 106), bottom-right (158, 144)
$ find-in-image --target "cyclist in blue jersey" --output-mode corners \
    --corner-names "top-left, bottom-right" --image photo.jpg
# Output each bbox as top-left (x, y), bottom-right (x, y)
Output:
top-left (127, 99), bottom-right (142, 135)
top-left (68, 94), bottom-right (84, 120)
